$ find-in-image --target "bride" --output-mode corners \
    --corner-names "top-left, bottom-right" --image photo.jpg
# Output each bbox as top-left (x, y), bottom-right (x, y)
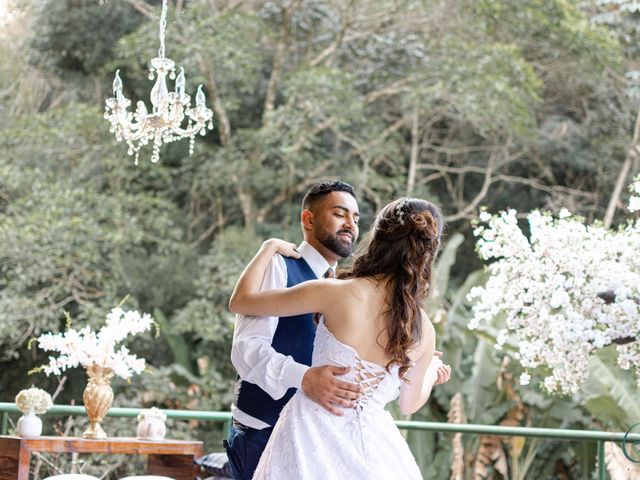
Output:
top-left (229, 197), bottom-right (452, 479)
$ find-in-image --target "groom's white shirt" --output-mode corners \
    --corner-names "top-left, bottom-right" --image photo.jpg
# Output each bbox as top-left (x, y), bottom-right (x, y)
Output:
top-left (231, 241), bottom-right (335, 429)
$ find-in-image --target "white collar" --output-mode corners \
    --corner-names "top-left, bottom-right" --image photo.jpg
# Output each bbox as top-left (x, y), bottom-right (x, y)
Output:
top-left (297, 241), bottom-right (336, 278)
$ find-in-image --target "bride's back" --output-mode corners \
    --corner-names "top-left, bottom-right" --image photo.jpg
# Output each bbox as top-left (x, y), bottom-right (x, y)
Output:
top-left (321, 276), bottom-right (398, 368)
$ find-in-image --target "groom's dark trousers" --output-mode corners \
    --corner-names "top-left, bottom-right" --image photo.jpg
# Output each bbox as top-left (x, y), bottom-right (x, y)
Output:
top-left (225, 256), bottom-right (318, 480)
top-left (225, 422), bottom-right (273, 480)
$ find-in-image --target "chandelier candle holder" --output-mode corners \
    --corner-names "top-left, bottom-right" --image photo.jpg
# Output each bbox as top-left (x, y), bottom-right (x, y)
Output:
top-left (104, 0), bottom-right (213, 165)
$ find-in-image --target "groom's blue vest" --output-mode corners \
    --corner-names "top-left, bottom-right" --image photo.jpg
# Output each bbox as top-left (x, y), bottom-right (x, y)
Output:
top-left (234, 256), bottom-right (318, 426)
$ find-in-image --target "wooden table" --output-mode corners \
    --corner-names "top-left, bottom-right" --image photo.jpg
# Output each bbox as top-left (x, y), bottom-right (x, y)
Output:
top-left (0, 435), bottom-right (204, 480)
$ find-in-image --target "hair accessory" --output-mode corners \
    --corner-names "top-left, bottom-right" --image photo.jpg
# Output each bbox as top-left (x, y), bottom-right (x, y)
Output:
top-left (395, 199), bottom-right (408, 225)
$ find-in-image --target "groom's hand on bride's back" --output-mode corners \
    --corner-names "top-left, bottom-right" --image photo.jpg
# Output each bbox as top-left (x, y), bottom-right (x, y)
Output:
top-left (301, 365), bottom-right (363, 416)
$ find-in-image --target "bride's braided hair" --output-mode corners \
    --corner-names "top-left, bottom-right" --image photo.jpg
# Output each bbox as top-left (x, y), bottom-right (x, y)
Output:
top-left (339, 198), bottom-right (443, 381)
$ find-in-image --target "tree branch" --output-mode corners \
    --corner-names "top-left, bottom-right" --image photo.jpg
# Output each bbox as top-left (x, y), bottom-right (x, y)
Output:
top-left (121, 0), bottom-right (155, 19)
top-left (196, 52), bottom-right (231, 146)
top-left (255, 160), bottom-right (336, 223)
top-left (492, 174), bottom-right (597, 199)
top-left (406, 105), bottom-right (420, 195)
top-left (324, 1), bottom-right (356, 68)
top-left (444, 149), bottom-right (498, 222)
top-left (289, 115), bottom-right (338, 152)
top-left (603, 107), bottom-right (640, 228)
top-left (364, 78), bottom-right (410, 104)
top-left (263, 0), bottom-right (300, 123)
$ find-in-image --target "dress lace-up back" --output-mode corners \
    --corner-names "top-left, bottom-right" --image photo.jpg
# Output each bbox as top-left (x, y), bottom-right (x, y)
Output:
top-left (311, 319), bottom-right (401, 412)
top-left (352, 357), bottom-right (386, 410)
top-left (252, 319), bottom-right (423, 480)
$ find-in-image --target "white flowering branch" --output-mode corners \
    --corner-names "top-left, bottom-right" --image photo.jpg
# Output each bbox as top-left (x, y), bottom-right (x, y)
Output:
top-left (34, 308), bottom-right (154, 380)
top-left (468, 176), bottom-right (640, 395)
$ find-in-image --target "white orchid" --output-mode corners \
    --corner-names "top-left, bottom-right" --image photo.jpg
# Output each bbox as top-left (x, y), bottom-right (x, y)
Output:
top-left (468, 177), bottom-right (640, 395)
top-left (36, 308), bottom-right (154, 380)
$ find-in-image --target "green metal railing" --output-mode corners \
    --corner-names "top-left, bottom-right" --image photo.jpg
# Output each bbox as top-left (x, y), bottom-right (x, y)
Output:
top-left (1, 402), bottom-right (639, 479)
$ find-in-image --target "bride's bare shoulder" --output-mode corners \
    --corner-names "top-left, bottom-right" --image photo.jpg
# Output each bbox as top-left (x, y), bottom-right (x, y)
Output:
top-left (321, 277), bottom-right (378, 306)
top-left (337, 276), bottom-right (381, 295)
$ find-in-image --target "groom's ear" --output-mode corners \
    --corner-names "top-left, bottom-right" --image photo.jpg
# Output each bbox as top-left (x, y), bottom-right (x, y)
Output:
top-left (301, 209), bottom-right (314, 231)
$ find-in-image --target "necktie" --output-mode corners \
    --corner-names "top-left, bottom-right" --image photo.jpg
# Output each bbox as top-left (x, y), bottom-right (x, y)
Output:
top-left (314, 268), bottom-right (335, 324)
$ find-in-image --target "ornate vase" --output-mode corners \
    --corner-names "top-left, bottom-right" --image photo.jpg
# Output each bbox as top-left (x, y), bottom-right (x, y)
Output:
top-left (16, 408), bottom-right (42, 437)
top-left (82, 364), bottom-right (114, 439)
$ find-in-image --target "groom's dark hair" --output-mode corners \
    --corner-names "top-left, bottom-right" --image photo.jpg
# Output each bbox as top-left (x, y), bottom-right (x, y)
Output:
top-left (302, 180), bottom-right (356, 211)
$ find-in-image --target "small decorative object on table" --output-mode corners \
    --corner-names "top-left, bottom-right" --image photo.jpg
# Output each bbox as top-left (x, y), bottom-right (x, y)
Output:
top-left (35, 307), bottom-right (155, 439)
top-left (137, 407), bottom-right (167, 440)
top-left (15, 387), bottom-right (52, 437)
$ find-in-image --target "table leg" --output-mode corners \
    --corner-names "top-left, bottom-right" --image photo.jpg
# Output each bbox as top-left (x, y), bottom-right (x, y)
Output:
top-left (16, 447), bottom-right (30, 480)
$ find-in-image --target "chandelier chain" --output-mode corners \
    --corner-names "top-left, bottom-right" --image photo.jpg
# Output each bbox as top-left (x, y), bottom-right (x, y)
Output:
top-left (158, 0), bottom-right (168, 59)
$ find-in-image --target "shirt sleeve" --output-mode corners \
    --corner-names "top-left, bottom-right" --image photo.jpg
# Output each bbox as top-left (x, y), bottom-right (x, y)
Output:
top-left (230, 254), bottom-right (310, 400)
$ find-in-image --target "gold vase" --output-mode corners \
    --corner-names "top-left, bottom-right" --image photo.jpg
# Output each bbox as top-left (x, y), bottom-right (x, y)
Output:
top-left (82, 364), bottom-right (114, 439)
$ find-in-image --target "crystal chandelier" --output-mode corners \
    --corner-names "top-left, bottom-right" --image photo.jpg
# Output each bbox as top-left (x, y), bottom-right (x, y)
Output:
top-left (104, 0), bottom-right (213, 165)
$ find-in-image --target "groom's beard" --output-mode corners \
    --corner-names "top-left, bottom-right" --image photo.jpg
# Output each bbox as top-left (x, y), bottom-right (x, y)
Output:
top-left (318, 229), bottom-right (355, 258)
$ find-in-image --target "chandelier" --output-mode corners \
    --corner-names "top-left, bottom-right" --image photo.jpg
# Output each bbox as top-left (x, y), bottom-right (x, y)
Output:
top-left (104, 0), bottom-right (213, 165)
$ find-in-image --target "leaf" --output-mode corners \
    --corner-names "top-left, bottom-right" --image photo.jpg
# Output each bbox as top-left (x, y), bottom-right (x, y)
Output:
top-left (153, 308), bottom-right (192, 374)
top-left (510, 436), bottom-right (526, 459)
top-left (575, 441), bottom-right (597, 480)
top-left (448, 270), bottom-right (490, 323)
top-left (407, 429), bottom-right (437, 478)
top-left (464, 331), bottom-right (504, 422)
top-left (434, 232), bottom-right (465, 298)
top-left (580, 347), bottom-right (640, 431)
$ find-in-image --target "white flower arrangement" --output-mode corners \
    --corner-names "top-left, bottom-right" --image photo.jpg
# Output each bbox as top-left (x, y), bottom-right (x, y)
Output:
top-left (36, 308), bottom-right (154, 380)
top-left (15, 387), bottom-right (53, 414)
top-left (137, 406), bottom-right (167, 422)
top-left (468, 178), bottom-right (640, 395)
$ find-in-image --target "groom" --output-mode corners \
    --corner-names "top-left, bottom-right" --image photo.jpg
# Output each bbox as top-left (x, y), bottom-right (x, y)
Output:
top-left (226, 180), bottom-right (363, 480)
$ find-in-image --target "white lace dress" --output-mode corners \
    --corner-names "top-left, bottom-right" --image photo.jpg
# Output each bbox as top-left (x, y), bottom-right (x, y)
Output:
top-left (252, 320), bottom-right (423, 480)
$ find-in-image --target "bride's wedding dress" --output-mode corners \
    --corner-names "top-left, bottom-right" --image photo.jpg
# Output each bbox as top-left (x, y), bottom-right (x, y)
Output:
top-left (252, 319), bottom-right (423, 479)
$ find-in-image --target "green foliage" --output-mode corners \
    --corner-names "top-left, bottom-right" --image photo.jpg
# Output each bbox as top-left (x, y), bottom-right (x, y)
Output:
top-left (411, 41), bottom-right (542, 136)
top-left (153, 308), bottom-right (192, 371)
top-left (579, 346), bottom-right (640, 432)
top-left (0, 104), bottom-right (188, 397)
top-left (1, 0), bottom-right (639, 476)
top-left (29, 0), bottom-right (146, 75)
top-left (476, 0), bottom-right (621, 67)
top-left (580, 0), bottom-right (640, 59)
top-left (172, 227), bottom-right (263, 380)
